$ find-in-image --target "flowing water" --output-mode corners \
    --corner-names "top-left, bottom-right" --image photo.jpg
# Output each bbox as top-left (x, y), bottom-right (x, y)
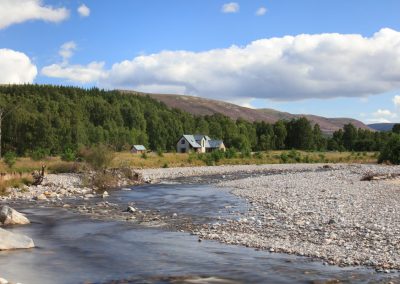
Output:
top-left (0, 184), bottom-right (398, 283)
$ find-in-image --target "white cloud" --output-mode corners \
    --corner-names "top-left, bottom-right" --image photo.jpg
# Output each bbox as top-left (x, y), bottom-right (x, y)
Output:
top-left (102, 28), bottom-right (400, 101)
top-left (0, 0), bottom-right (69, 29)
top-left (373, 109), bottom-right (397, 118)
top-left (367, 108), bottom-right (398, 123)
top-left (41, 42), bottom-right (105, 84)
top-left (42, 62), bottom-right (105, 84)
top-left (256, 7), bottom-right (267, 16)
top-left (77, 4), bottom-right (90, 17)
top-left (0, 49), bottom-right (37, 84)
top-left (41, 28), bottom-right (400, 103)
top-left (393, 95), bottom-right (400, 108)
top-left (59, 41), bottom-right (77, 62)
top-left (222, 2), bottom-right (239, 13)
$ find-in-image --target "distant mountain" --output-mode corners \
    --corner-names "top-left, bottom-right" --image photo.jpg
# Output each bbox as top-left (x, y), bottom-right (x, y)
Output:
top-left (120, 91), bottom-right (372, 134)
top-left (368, 123), bottom-right (396, 132)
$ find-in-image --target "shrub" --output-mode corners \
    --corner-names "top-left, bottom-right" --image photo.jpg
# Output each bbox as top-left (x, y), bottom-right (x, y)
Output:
top-left (141, 152), bottom-right (148, 159)
top-left (280, 152), bottom-right (289, 163)
top-left (48, 162), bottom-right (80, 173)
top-left (3, 151), bottom-right (17, 168)
top-left (225, 148), bottom-right (237, 159)
top-left (162, 163), bottom-right (169, 168)
top-left (379, 135), bottom-right (400, 164)
top-left (253, 152), bottom-right (263, 159)
top-left (156, 149), bottom-right (164, 157)
top-left (30, 148), bottom-right (49, 161)
top-left (81, 144), bottom-right (114, 170)
top-left (90, 172), bottom-right (118, 191)
top-left (288, 150), bottom-right (301, 162)
top-left (61, 148), bottom-right (76, 162)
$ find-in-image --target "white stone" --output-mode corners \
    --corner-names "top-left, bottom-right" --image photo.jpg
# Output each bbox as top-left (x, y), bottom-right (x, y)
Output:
top-left (0, 206), bottom-right (30, 226)
top-left (0, 228), bottom-right (34, 250)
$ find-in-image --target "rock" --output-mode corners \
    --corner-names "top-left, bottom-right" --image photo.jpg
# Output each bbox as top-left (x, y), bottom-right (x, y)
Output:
top-left (102, 191), bottom-right (109, 198)
top-left (126, 206), bottom-right (136, 213)
top-left (0, 228), bottom-right (35, 250)
top-left (0, 206), bottom-right (30, 226)
top-left (35, 193), bottom-right (47, 201)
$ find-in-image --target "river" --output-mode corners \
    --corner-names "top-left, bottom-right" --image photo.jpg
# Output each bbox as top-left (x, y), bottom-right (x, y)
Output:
top-left (0, 183), bottom-right (398, 283)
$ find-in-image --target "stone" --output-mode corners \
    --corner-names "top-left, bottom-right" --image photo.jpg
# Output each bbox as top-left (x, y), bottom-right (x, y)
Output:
top-left (126, 206), bottom-right (136, 213)
top-left (0, 228), bottom-right (35, 250)
top-left (0, 206), bottom-right (30, 226)
top-left (35, 193), bottom-right (47, 201)
top-left (102, 191), bottom-right (109, 198)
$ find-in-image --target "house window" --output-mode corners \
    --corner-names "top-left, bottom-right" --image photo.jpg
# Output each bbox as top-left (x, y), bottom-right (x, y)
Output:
top-left (181, 140), bottom-right (185, 144)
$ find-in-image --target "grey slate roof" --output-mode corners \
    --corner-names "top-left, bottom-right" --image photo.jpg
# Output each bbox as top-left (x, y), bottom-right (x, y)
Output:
top-left (181, 134), bottom-right (223, 149)
top-left (182, 135), bottom-right (201, 148)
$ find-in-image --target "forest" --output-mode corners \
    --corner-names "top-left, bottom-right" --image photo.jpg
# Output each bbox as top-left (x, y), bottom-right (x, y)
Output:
top-left (0, 84), bottom-right (395, 156)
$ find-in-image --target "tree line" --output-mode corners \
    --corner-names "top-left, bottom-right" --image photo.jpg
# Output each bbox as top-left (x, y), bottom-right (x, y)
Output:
top-left (0, 85), bottom-right (394, 156)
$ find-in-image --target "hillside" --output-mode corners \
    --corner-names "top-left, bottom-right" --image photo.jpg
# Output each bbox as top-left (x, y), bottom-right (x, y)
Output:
top-left (121, 91), bottom-right (371, 134)
top-left (368, 123), bottom-right (396, 132)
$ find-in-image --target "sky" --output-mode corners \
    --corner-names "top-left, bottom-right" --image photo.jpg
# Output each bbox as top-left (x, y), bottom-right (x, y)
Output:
top-left (1, 0), bottom-right (400, 124)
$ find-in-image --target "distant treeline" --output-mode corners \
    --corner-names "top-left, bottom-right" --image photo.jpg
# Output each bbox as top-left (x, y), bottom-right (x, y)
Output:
top-left (0, 85), bottom-right (394, 155)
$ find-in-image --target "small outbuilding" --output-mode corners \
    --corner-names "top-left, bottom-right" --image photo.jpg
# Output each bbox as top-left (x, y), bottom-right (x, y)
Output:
top-left (131, 145), bottom-right (146, 154)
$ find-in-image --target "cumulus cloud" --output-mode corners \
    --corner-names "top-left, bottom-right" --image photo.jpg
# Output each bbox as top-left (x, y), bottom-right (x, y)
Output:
top-left (0, 49), bottom-right (37, 84)
top-left (256, 7), bottom-right (267, 16)
top-left (41, 28), bottom-right (400, 102)
top-left (59, 41), bottom-right (77, 62)
top-left (222, 2), bottom-right (239, 13)
top-left (77, 4), bottom-right (90, 17)
top-left (393, 95), bottom-right (400, 108)
top-left (41, 42), bottom-right (105, 84)
top-left (367, 108), bottom-right (398, 123)
top-left (102, 28), bottom-right (400, 101)
top-left (42, 62), bottom-right (105, 84)
top-left (0, 0), bottom-right (69, 29)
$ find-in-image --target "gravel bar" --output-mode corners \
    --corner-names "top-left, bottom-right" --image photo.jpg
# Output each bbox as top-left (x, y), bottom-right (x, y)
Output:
top-left (176, 164), bottom-right (400, 272)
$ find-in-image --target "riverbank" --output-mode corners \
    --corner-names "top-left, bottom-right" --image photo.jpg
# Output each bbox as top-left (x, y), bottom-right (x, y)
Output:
top-left (172, 163), bottom-right (400, 272)
top-left (3, 163), bottom-right (400, 273)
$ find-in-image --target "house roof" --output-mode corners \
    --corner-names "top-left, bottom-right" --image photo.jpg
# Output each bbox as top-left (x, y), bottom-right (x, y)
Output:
top-left (208, 140), bottom-right (224, 148)
top-left (181, 134), bottom-right (223, 149)
top-left (182, 135), bottom-right (201, 148)
top-left (132, 145), bottom-right (146, 151)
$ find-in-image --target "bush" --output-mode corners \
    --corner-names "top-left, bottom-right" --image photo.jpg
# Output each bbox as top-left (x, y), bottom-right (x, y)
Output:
top-left (280, 152), bottom-right (289, 163)
top-left (3, 151), bottom-right (17, 168)
top-left (288, 150), bottom-right (301, 162)
top-left (224, 148), bottom-right (237, 159)
top-left (253, 152), bottom-right (263, 159)
top-left (379, 135), bottom-right (400, 164)
top-left (61, 148), bottom-right (76, 162)
top-left (48, 162), bottom-right (80, 173)
top-left (80, 144), bottom-right (114, 170)
top-left (89, 172), bottom-right (118, 191)
top-left (30, 148), bottom-right (49, 161)
top-left (156, 149), bottom-right (164, 157)
top-left (141, 152), bottom-right (148, 159)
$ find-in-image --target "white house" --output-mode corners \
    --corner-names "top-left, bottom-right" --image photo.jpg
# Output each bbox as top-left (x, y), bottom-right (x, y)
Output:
top-left (176, 135), bottom-right (226, 153)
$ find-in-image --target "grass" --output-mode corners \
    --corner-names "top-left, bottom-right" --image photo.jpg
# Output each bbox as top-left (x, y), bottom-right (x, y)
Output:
top-left (0, 150), bottom-right (378, 176)
top-left (110, 150), bottom-right (378, 169)
top-left (0, 176), bottom-right (33, 196)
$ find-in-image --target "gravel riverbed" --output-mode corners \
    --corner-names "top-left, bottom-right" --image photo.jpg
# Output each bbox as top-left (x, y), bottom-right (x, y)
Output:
top-left (175, 164), bottom-right (400, 272)
top-left (3, 163), bottom-right (400, 273)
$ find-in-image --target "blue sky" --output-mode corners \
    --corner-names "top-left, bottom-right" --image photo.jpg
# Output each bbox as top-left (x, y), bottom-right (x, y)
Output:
top-left (1, 0), bottom-right (400, 124)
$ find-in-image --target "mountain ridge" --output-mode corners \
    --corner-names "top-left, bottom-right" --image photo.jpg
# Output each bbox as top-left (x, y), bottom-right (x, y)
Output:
top-left (119, 90), bottom-right (372, 134)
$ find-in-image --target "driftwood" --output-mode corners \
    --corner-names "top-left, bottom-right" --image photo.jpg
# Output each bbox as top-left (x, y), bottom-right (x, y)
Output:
top-left (32, 165), bottom-right (46, 186)
top-left (361, 172), bottom-right (400, 181)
